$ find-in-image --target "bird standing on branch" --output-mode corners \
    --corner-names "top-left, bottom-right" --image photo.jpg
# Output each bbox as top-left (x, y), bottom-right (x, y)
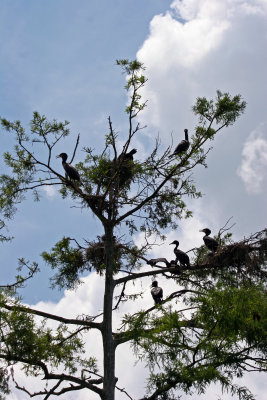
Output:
top-left (169, 240), bottom-right (190, 267)
top-left (170, 129), bottom-right (190, 157)
top-left (56, 153), bottom-right (80, 182)
top-left (199, 228), bottom-right (219, 252)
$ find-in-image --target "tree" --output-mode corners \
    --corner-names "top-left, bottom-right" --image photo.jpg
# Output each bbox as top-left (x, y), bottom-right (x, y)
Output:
top-left (0, 60), bottom-right (266, 400)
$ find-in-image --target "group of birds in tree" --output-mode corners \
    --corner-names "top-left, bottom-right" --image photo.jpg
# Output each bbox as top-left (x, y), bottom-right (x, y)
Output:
top-left (56, 128), bottom-right (190, 183)
top-left (56, 148), bottom-right (138, 187)
top-left (150, 228), bottom-right (219, 304)
top-left (56, 131), bottom-right (218, 305)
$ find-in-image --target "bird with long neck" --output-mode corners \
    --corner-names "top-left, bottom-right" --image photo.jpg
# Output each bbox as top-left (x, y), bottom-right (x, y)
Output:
top-left (150, 280), bottom-right (163, 304)
top-left (171, 129), bottom-right (190, 157)
top-left (169, 240), bottom-right (190, 267)
top-left (199, 228), bottom-right (219, 252)
top-left (56, 153), bottom-right (80, 182)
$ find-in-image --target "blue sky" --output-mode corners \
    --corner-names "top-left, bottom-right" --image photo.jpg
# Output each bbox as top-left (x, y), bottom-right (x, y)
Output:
top-left (1, 1), bottom-right (267, 399)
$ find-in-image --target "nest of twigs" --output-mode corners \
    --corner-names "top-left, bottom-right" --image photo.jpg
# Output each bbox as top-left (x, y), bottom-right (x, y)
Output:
top-left (208, 242), bottom-right (253, 268)
top-left (85, 235), bottom-right (123, 274)
top-left (202, 231), bottom-right (267, 282)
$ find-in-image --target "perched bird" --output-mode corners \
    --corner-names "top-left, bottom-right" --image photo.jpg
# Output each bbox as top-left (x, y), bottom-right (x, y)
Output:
top-left (116, 149), bottom-right (137, 187)
top-left (199, 228), bottom-right (219, 252)
top-left (56, 153), bottom-right (80, 182)
top-left (169, 240), bottom-right (190, 267)
top-left (118, 148), bottom-right (137, 162)
top-left (171, 129), bottom-right (190, 157)
top-left (151, 280), bottom-right (163, 304)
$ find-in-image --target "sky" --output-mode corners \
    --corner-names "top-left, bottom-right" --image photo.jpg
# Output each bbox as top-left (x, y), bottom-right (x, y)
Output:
top-left (1, 0), bottom-right (267, 399)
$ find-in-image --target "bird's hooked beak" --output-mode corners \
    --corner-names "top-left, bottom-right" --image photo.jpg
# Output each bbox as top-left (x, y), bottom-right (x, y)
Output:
top-left (56, 154), bottom-right (61, 159)
top-left (169, 241), bottom-right (175, 245)
top-left (199, 229), bottom-right (205, 232)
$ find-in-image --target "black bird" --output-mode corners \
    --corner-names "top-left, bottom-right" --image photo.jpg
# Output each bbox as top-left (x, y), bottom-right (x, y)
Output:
top-left (151, 280), bottom-right (163, 304)
top-left (199, 228), bottom-right (219, 252)
top-left (118, 148), bottom-right (137, 162)
top-left (169, 240), bottom-right (190, 267)
top-left (56, 153), bottom-right (80, 182)
top-left (171, 129), bottom-right (190, 157)
top-left (116, 149), bottom-right (137, 187)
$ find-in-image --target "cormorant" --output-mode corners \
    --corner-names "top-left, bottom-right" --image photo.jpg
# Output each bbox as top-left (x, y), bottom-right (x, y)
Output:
top-left (116, 149), bottom-right (137, 187)
top-left (118, 148), bottom-right (137, 162)
top-left (199, 228), bottom-right (219, 252)
top-left (171, 129), bottom-right (189, 156)
top-left (56, 153), bottom-right (80, 182)
top-left (169, 240), bottom-right (190, 267)
top-left (151, 280), bottom-right (163, 304)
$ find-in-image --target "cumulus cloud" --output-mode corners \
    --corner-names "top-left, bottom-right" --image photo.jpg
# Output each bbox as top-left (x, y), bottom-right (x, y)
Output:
top-left (237, 126), bottom-right (267, 193)
top-left (42, 185), bottom-right (57, 199)
top-left (136, 0), bottom-right (267, 138)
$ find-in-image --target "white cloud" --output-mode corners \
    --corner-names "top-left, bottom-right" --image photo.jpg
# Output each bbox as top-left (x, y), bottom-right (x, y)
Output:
top-left (42, 185), bottom-right (57, 199)
top-left (136, 0), bottom-right (267, 138)
top-left (171, 0), bottom-right (267, 20)
top-left (237, 126), bottom-right (267, 194)
top-left (139, 12), bottom-right (229, 70)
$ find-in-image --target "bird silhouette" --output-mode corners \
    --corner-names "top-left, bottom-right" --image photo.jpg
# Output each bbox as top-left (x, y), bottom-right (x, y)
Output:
top-left (118, 148), bottom-right (137, 162)
top-left (199, 228), bottom-right (218, 252)
top-left (169, 240), bottom-right (190, 267)
top-left (56, 153), bottom-right (80, 182)
top-left (171, 129), bottom-right (189, 157)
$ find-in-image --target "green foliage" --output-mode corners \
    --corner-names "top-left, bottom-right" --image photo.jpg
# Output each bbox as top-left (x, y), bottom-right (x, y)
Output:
top-left (193, 284), bottom-right (267, 348)
top-left (42, 234), bottom-right (145, 290)
top-left (193, 90), bottom-right (246, 128)
top-left (42, 237), bottom-right (86, 290)
top-left (0, 220), bottom-right (12, 243)
top-left (116, 59), bottom-right (147, 116)
top-left (0, 367), bottom-right (10, 400)
top-left (0, 298), bottom-right (91, 375)
top-left (124, 284), bottom-right (266, 400)
top-left (0, 113), bottom-right (72, 219)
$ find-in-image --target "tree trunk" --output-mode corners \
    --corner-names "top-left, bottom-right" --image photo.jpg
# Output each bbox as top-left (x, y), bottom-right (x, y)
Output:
top-left (102, 225), bottom-right (116, 400)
